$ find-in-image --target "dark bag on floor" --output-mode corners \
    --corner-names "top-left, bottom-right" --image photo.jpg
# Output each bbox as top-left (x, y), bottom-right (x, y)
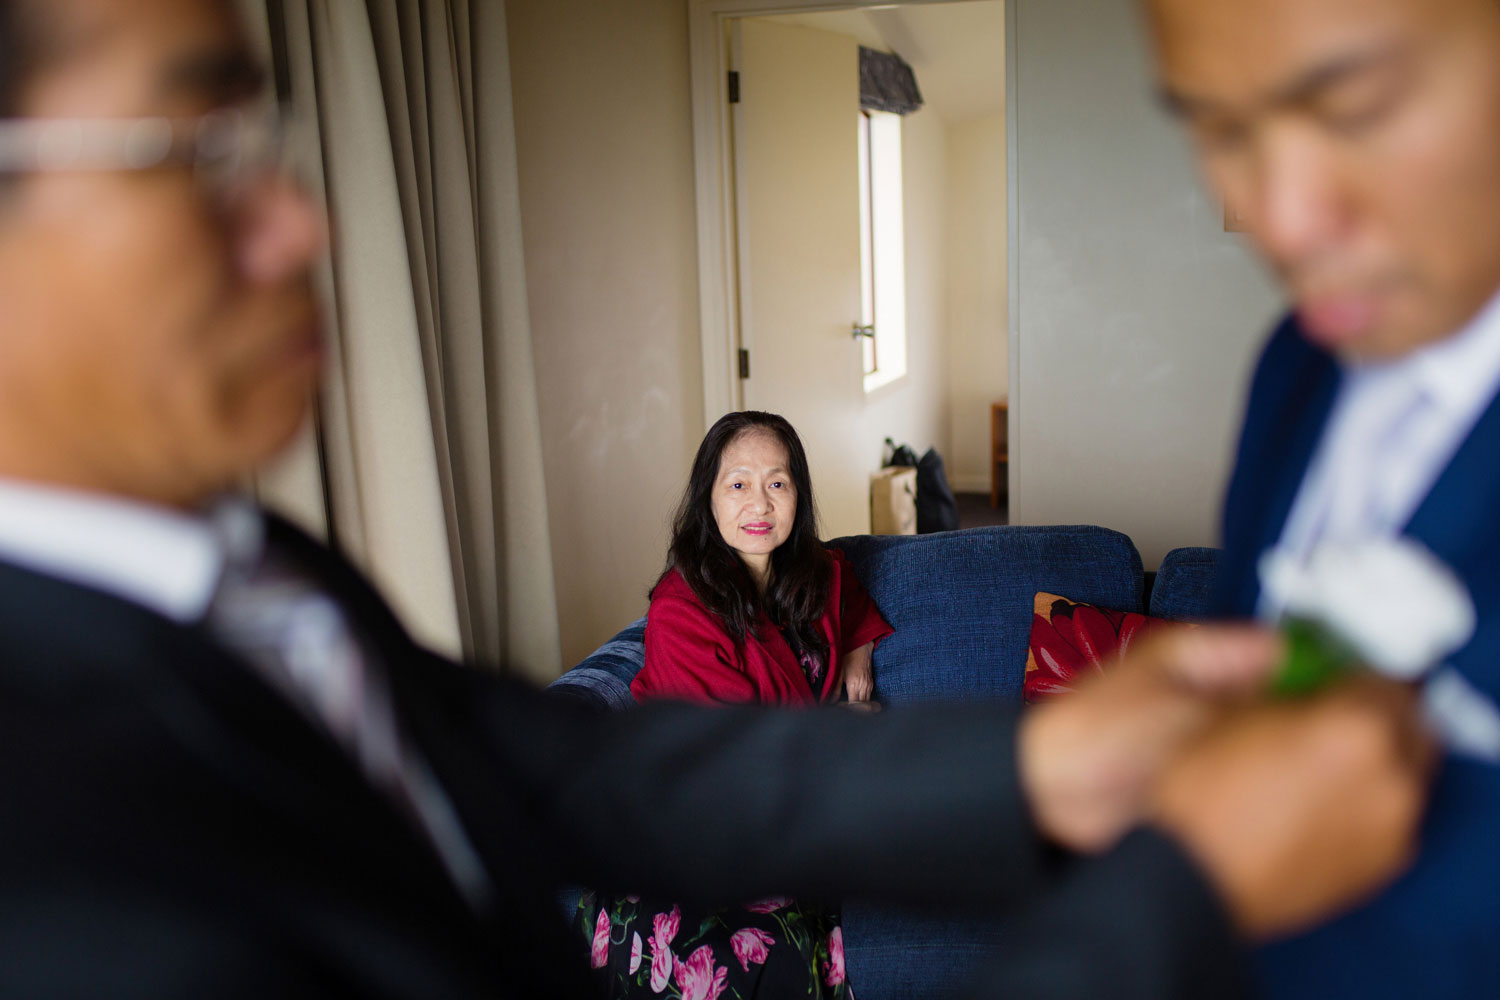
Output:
top-left (882, 439), bottom-right (960, 534)
top-left (883, 438), bottom-right (921, 469)
top-left (914, 448), bottom-right (959, 533)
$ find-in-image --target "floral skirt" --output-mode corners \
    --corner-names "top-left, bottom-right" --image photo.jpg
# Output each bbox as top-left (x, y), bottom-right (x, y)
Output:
top-left (576, 891), bottom-right (853, 1000)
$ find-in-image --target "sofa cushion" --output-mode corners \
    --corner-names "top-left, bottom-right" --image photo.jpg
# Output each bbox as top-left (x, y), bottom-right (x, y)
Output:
top-left (828, 525), bottom-right (1145, 707)
top-left (1150, 547), bottom-right (1224, 622)
top-left (841, 911), bottom-right (1006, 1000)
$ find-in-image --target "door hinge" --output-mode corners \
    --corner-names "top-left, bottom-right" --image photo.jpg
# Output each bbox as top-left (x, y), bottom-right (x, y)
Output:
top-left (738, 348), bottom-right (750, 379)
top-left (727, 71), bottom-right (741, 104)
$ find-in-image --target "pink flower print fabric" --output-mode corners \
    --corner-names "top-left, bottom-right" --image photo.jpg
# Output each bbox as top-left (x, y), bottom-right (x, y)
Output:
top-left (823, 926), bottom-right (846, 986)
top-left (744, 896), bottom-right (792, 914)
top-left (574, 892), bottom-right (851, 998)
top-left (591, 906), bottom-right (612, 969)
top-left (730, 927), bottom-right (774, 972)
top-left (648, 905), bottom-right (680, 993)
top-left (675, 944), bottom-right (729, 1000)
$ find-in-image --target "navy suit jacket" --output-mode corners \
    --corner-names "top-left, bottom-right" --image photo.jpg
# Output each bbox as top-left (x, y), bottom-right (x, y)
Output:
top-left (1218, 316), bottom-right (1500, 997)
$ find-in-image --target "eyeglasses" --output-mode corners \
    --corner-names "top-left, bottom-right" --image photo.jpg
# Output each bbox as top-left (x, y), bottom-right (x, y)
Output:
top-left (0, 106), bottom-right (288, 202)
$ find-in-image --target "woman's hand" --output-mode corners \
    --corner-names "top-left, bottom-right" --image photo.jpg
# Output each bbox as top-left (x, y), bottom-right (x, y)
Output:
top-left (837, 641), bottom-right (879, 712)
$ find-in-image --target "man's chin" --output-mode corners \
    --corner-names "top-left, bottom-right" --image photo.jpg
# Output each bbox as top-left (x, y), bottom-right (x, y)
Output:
top-left (226, 389), bottom-right (319, 482)
top-left (1329, 324), bottom-right (1460, 364)
top-left (1299, 304), bottom-right (1443, 364)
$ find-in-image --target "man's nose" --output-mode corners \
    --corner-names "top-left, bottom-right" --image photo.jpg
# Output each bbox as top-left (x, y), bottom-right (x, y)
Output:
top-left (1247, 128), bottom-right (1351, 271)
top-left (235, 176), bottom-right (329, 284)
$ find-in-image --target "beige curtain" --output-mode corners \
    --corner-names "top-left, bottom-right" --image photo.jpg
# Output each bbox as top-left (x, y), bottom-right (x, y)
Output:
top-left (248, 0), bottom-right (563, 682)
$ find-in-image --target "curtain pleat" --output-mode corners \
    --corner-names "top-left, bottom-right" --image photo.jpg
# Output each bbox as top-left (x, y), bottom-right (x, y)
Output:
top-left (251, 0), bottom-right (562, 679)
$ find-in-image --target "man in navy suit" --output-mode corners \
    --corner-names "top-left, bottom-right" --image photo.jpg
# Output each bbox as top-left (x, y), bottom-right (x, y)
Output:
top-left (1149, 0), bottom-right (1500, 993)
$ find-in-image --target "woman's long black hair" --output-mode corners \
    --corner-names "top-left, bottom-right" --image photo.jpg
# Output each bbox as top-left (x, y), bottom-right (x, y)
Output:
top-left (658, 411), bottom-right (830, 665)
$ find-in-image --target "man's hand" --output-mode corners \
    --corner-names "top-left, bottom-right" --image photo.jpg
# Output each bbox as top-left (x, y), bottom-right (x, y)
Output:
top-left (1152, 676), bottom-right (1433, 939)
top-left (1018, 625), bottom-right (1281, 852)
top-left (837, 641), bottom-right (880, 713)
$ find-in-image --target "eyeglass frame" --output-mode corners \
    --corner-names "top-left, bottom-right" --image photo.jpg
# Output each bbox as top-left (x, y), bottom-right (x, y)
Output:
top-left (0, 106), bottom-right (290, 201)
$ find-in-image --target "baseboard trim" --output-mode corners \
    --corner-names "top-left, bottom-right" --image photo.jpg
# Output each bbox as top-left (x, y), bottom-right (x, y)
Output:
top-left (950, 475), bottom-right (993, 495)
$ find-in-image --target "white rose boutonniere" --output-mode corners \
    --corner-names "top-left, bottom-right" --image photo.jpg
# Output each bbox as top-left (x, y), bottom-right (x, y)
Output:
top-left (1258, 538), bottom-right (1477, 695)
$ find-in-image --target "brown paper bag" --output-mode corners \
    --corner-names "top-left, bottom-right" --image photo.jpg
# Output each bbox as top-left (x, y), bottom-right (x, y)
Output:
top-left (870, 466), bottom-right (918, 535)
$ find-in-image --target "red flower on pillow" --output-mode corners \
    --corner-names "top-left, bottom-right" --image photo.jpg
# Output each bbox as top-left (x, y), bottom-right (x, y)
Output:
top-left (1025, 594), bottom-right (1163, 702)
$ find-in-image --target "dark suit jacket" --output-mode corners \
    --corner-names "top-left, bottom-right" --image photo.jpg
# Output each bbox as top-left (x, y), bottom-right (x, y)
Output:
top-left (0, 514), bottom-right (1245, 998)
top-left (1218, 316), bottom-right (1500, 998)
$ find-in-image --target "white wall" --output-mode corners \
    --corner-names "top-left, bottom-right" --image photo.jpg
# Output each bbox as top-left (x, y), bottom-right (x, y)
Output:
top-left (1009, 0), bottom-right (1282, 565)
top-left (508, 3), bottom-right (953, 661)
top-left (864, 105), bottom-right (951, 475)
top-left (501, 0), bottom-right (1279, 664)
top-left (946, 113), bottom-right (1009, 494)
top-left (508, 0), bottom-right (703, 665)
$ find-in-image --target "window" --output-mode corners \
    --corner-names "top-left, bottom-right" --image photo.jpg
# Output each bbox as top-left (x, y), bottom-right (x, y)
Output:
top-left (858, 109), bottom-right (906, 392)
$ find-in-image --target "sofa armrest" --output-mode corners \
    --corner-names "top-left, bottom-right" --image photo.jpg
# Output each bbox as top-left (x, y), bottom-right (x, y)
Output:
top-left (547, 616), bottom-right (647, 711)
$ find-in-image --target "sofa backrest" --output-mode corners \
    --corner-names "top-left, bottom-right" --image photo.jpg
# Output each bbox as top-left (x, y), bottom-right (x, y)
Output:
top-left (550, 524), bottom-right (1147, 709)
top-left (1148, 546), bottom-right (1224, 622)
top-left (828, 524), bottom-right (1144, 706)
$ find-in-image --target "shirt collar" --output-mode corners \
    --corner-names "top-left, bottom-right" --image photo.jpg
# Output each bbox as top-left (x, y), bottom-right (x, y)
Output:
top-left (1362, 286), bottom-right (1500, 418)
top-left (0, 480), bottom-right (258, 624)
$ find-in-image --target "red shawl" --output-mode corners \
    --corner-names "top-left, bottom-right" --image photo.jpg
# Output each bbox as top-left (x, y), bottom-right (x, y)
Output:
top-left (630, 548), bottom-right (893, 706)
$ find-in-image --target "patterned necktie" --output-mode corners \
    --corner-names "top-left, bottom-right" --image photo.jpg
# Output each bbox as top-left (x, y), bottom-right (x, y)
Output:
top-left (205, 505), bottom-right (493, 911)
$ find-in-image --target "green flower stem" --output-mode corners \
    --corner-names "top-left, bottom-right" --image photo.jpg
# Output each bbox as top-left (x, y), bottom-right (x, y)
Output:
top-left (1270, 617), bottom-right (1360, 697)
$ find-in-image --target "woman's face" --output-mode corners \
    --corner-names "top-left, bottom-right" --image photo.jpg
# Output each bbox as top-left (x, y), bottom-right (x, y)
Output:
top-left (711, 429), bottom-right (798, 572)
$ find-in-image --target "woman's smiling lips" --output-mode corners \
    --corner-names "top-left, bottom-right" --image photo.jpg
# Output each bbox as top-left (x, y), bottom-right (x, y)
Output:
top-left (742, 522), bottom-right (773, 536)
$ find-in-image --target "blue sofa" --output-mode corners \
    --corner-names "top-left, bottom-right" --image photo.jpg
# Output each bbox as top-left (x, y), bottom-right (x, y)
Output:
top-left (549, 525), bottom-right (1222, 1000)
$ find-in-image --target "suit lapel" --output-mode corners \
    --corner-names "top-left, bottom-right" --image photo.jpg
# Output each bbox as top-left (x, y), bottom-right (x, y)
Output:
top-left (256, 517), bottom-right (529, 917)
top-left (1221, 322), bottom-right (1343, 614)
top-left (1401, 388), bottom-right (1500, 568)
top-left (1399, 388), bottom-right (1500, 699)
top-left (1252, 357), bottom-right (1342, 561)
top-left (0, 557), bottom-right (475, 914)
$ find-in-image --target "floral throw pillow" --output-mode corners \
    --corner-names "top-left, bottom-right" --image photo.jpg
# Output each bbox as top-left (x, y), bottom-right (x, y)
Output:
top-left (1024, 593), bottom-right (1169, 703)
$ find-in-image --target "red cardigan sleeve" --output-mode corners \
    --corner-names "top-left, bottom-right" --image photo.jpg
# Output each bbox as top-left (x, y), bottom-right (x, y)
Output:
top-left (830, 547), bottom-right (894, 655)
top-left (632, 574), bottom-right (758, 704)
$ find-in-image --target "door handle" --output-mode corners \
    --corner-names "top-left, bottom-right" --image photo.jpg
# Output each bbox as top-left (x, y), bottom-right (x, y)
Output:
top-left (851, 323), bottom-right (875, 340)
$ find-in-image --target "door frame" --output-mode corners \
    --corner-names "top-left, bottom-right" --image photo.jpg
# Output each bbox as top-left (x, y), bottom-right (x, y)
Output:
top-left (687, 0), bottom-right (1019, 504)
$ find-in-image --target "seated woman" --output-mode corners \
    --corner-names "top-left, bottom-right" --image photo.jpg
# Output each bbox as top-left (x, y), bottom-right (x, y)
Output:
top-left (578, 410), bottom-right (892, 999)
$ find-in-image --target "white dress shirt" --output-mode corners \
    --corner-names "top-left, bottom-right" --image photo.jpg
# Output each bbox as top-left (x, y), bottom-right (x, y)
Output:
top-left (0, 478), bottom-right (224, 623)
top-left (1268, 289), bottom-right (1500, 760)
top-left (1276, 287), bottom-right (1500, 566)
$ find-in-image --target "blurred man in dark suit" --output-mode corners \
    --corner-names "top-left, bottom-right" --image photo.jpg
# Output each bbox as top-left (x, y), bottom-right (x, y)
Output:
top-left (0, 0), bottom-right (1433, 997)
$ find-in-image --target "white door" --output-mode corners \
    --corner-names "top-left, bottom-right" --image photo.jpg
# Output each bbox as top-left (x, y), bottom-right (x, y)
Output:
top-left (732, 19), bottom-right (870, 538)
